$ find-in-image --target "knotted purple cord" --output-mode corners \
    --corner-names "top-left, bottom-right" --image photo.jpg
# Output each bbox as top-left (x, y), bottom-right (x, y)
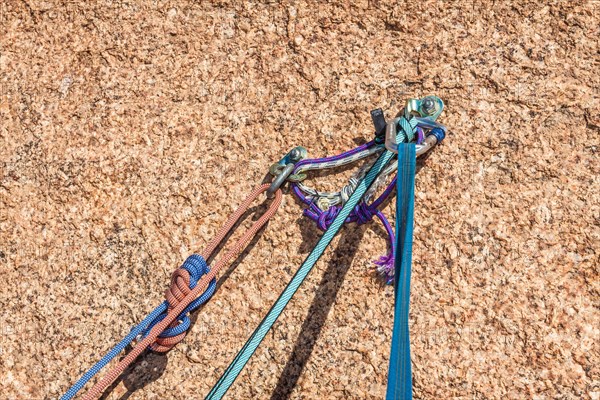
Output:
top-left (290, 140), bottom-right (398, 283)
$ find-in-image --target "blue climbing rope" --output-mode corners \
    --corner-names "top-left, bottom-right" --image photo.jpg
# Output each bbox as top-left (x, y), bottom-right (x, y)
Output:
top-left (386, 143), bottom-right (416, 400)
top-left (60, 302), bottom-right (168, 400)
top-left (61, 254), bottom-right (216, 400)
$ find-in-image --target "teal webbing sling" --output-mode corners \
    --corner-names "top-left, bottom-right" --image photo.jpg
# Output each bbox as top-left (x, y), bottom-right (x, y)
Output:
top-left (386, 143), bottom-right (416, 399)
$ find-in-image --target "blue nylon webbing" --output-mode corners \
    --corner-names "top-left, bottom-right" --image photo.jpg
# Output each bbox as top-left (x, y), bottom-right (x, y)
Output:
top-left (386, 143), bottom-right (416, 400)
top-left (205, 146), bottom-right (397, 400)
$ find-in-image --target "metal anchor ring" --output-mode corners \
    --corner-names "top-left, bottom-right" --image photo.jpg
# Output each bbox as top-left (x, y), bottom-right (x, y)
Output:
top-left (267, 163), bottom-right (295, 198)
top-left (266, 146), bottom-right (307, 199)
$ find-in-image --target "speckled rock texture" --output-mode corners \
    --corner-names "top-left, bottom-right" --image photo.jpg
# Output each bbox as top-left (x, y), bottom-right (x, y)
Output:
top-left (1, 1), bottom-right (599, 399)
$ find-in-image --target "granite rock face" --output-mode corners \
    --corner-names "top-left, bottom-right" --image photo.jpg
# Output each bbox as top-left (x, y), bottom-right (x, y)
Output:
top-left (0, 1), bottom-right (598, 399)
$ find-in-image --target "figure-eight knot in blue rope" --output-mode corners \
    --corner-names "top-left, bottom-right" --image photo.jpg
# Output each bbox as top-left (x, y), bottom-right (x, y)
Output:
top-left (145, 254), bottom-right (217, 352)
top-left (61, 254), bottom-right (215, 400)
